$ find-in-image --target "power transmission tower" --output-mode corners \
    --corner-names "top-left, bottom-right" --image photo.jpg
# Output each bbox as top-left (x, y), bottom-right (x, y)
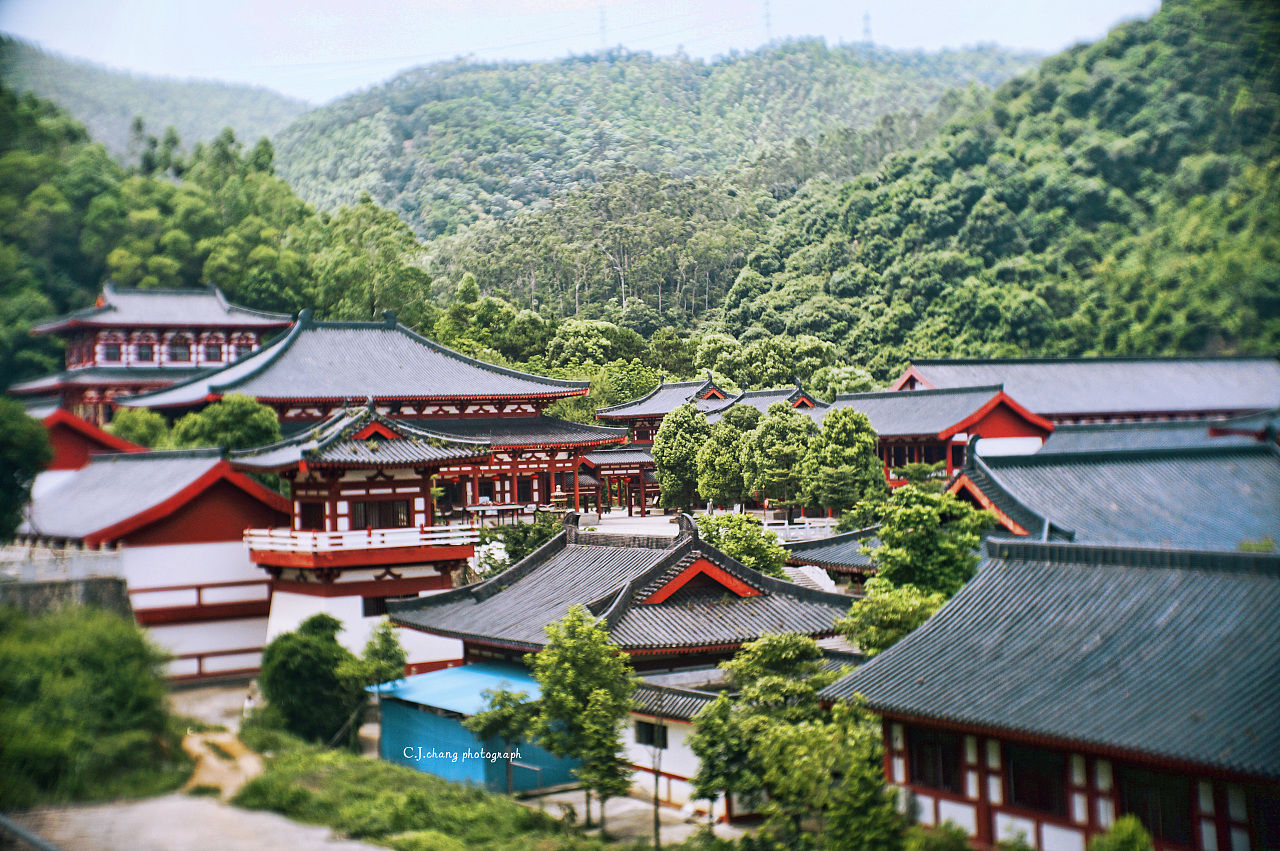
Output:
top-left (862, 10), bottom-right (872, 43)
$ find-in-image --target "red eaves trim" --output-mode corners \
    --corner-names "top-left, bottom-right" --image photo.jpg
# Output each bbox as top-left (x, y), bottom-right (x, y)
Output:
top-left (642, 558), bottom-right (762, 604)
top-left (84, 460), bottom-right (288, 545)
top-left (938, 391), bottom-right (1055, 441)
top-left (353, 422), bottom-right (401, 440)
top-left (874, 709), bottom-right (1276, 785)
top-left (947, 474), bottom-right (1029, 536)
top-left (42, 408), bottom-right (148, 454)
top-left (888, 365), bottom-right (934, 391)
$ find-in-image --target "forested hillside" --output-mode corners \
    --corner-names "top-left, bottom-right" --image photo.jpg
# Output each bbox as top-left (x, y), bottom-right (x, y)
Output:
top-left (275, 41), bottom-right (1039, 237)
top-left (0, 37), bottom-right (309, 158)
top-left (0, 89), bottom-right (430, 385)
top-left (708, 0), bottom-right (1280, 377)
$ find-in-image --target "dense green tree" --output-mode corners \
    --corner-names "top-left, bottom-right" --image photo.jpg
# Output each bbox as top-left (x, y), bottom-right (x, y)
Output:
top-left (0, 399), bottom-right (52, 540)
top-left (462, 689), bottom-right (537, 795)
top-left (527, 605), bottom-right (636, 827)
top-left (259, 613), bottom-right (365, 745)
top-left (741, 402), bottom-right (819, 519)
top-left (106, 407), bottom-right (169, 448)
top-left (872, 487), bottom-right (991, 595)
top-left (800, 407), bottom-right (888, 512)
top-left (839, 577), bottom-right (947, 655)
top-left (1088, 816), bottom-right (1155, 851)
top-left (693, 513), bottom-right (788, 579)
top-left (170, 393), bottom-right (281, 451)
top-left (339, 619), bottom-right (408, 756)
top-left (0, 607), bottom-right (184, 809)
top-left (651, 402), bottom-right (711, 510)
top-left (695, 404), bottom-right (760, 508)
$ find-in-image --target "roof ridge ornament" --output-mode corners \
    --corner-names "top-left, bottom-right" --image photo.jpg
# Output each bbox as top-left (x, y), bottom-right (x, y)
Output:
top-left (383, 310), bottom-right (397, 328)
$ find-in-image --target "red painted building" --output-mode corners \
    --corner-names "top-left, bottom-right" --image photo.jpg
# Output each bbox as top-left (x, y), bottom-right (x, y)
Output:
top-left (18, 449), bottom-right (290, 680)
top-left (822, 540), bottom-right (1280, 851)
top-left (9, 282), bottom-right (292, 424)
top-left (597, 374), bottom-right (729, 443)
top-left (820, 385), bottom-right (1054, 485)
top-left (121, 311), bottom-right (626, 511)
top-left (38, 407), bottom-right (147, 470)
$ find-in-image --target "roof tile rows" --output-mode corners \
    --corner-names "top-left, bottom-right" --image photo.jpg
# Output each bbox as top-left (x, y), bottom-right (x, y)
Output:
top-left (121, 312), bottom-right (589, 408)
top-left (821, 540), bottom-right (1280, 781)
top-left (957, 444), bottom-right (1280, 550)
top-left (784, 527), bottom-right (881, 573)
top-left (596, 375), bottom-right (726, 419)
top-left (34, 281), bottom-right (292, 333)
top-left (898, 356), bottom-right (1280, 417)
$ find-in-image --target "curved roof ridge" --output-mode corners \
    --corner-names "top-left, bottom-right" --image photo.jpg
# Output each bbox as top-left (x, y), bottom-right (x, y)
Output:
top-left (835, 383), bottom-right (1004, 402)
top-left (965, 450), bottom-right (1068, 540)
top-left (785, 525), bottom-right (881, 553)
top-left (985, 441), bottom-right (1277, 468)
top-left (389, 318), bottom-right (588, 389)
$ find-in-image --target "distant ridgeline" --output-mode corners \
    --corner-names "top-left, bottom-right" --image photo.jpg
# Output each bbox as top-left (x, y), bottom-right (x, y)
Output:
top-left (0, 36), bottom-right (310, 157)
top-left (1, 0), bottom-right (1277, 403)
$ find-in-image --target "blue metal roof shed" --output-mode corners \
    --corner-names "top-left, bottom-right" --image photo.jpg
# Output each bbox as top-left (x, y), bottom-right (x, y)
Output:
top-left (376, 662), bottom-right (580, 792)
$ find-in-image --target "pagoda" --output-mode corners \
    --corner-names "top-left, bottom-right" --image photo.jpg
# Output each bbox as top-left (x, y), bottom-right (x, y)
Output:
top-left (8, 281), bottom-right (292, 424)
top-left (121, 311), bottom-right (628, 510)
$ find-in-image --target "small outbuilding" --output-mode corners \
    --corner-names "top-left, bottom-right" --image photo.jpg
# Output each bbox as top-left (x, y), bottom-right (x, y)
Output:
top-left (376, 662), bottom-right (579, 792)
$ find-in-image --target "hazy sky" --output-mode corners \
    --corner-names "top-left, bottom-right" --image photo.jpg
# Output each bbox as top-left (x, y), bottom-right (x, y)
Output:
top-left (0, 0), bottom-right (1161, 104)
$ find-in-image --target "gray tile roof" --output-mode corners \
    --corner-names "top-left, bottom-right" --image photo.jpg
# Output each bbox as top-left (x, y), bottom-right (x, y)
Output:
top-left (1036, 419), bottom-right (1257, 455)
top-left (20, 449), bottom-right (225, 540)
top-left (33, 281), bottom-right (291, 333)
top-left (9, 365), bottom-right (212, 394)
top-left (820, 540), bottom-right (1280, 780)
top-left (705, 383), bottom-right (829, 423)
top-left (958, 444), bottom-right (1280, 550)
top-left (900, 356), bottom-right (1280, 418)
top-left (390, 523), bottom-right (850, 652)
top-left (1210, 407), bottom-right (1280, 443)
top-left (584, 446), bottom-right (654, 467)
top-left (596, 375), bottom-right (727, 419)
top-left (230, 407), bottom-right (491, 472)
top-left (633, 683), bottom-right (718, 721)
top-left (120, 312), bottom-right (589, 408)
top-left (826, 385), bottom-right (1020, 438)
top-left (785, 527), bottom-right (881, 573)
top-left (417, 416), bottom-right (627, 449)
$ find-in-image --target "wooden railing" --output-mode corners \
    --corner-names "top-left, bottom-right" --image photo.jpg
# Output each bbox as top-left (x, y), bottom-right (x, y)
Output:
top-left (169, 645), bottom-right (264, 681)
top-left (243, 523), bottom-right (479, 553)
top-left (130, 578), bottom-right (271, 610)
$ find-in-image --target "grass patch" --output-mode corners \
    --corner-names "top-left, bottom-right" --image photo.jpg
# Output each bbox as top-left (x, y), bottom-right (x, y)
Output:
top-left (231, 744), bottom-right (638, 850)
top-left (187, 784), bottom-right (223, 797)
top-left (204, 740), bottom-right (236, 762)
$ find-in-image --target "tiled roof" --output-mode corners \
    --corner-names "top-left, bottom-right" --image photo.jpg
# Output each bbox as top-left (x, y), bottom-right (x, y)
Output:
top-left (8, 366), bottom-right (211, 394)
top-left (821, 540), bottom-right (1280, 780)
top-left (21, 449), bottom-right (225, 541)
top-left (584, 446), bottom-right (654, 467)
top-left (1210, 407), bottom-right (1280, 443)
top-left (956, 444), bottom-right (1280, 549)
top-left (418, 416), bottom-right (627, 450)
top-left (705, 383), bottom-right (829, 423)
top-left (785, 527), bottom-right (881, 573)
top-left (230, 407), bottom-right (490, 472)
top-left (33, 281), bottom-right (292, 333)
top-left (596, 375), bottom-right (727, 419)
top-left (119, 311), bottom-right (589, 408)
top-left (898, 356), bottom-right (1280, 417)
top-left (1036, 419), bottom-right (1256, 455)
top-left (632, 683), bottom-right (718, 721)
top-left (390, 519), bottom-right (850, 652)
top-left (826, 385), bottom-right (1039, 438)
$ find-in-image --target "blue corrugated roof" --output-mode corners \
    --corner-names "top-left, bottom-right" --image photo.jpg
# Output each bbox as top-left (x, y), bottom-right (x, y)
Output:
top-left (376, 663), bottom-right (539, 716)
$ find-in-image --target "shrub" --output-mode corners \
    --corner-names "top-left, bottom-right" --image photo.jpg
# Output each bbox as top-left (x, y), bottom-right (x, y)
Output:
top-left (0, 606), bottom-right (190, 808)
top-left (259, 614), bottom-right (365, 745)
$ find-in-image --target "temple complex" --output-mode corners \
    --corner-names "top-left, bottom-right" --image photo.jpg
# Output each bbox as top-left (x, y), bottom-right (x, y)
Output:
top-left (890, 356), bottom-right (1280, 424)
top-left (8, 282), bottom-right (292, 424)
top-left (596, 374), bottom-right (728, 443)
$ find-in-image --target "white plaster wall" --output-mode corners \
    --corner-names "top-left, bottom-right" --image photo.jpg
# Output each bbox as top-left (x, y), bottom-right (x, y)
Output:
top-left (265, 590), bottom-right (462, 665)
top-left (122, 541), bottom-right (262, 588)
top-left (996, 813), bottom-right (1038, 847)
top-left (1042, 824), bottom-right (1085, 851)
top-left (147, 617), bottom-right (268, 677)
top-left (624, 719), bottom-right (730, 819)
top-left (938, 799), bottom-right (977, 835)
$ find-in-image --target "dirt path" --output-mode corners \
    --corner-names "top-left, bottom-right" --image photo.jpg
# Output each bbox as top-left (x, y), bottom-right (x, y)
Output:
top-left (181, 730), bottom-right (262, 800)
top-left (15, 795), bottom-right (382, 851)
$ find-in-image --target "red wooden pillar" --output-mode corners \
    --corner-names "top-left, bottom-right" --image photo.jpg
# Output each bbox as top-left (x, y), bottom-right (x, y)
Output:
top-left (572, 452), bottom-right (581, 511)
top-left (638, 473), bottom-right (648, 517)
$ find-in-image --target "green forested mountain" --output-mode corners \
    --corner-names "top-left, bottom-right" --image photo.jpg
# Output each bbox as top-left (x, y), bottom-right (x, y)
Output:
top-left (0, 89), bottom-right (432, 386)
top-left (0, 37), bottom-right (309, 158)
top-left (274, 41), bottom-right (1040, 237)
top-left (709, 0), bottom-right (1280, 377)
